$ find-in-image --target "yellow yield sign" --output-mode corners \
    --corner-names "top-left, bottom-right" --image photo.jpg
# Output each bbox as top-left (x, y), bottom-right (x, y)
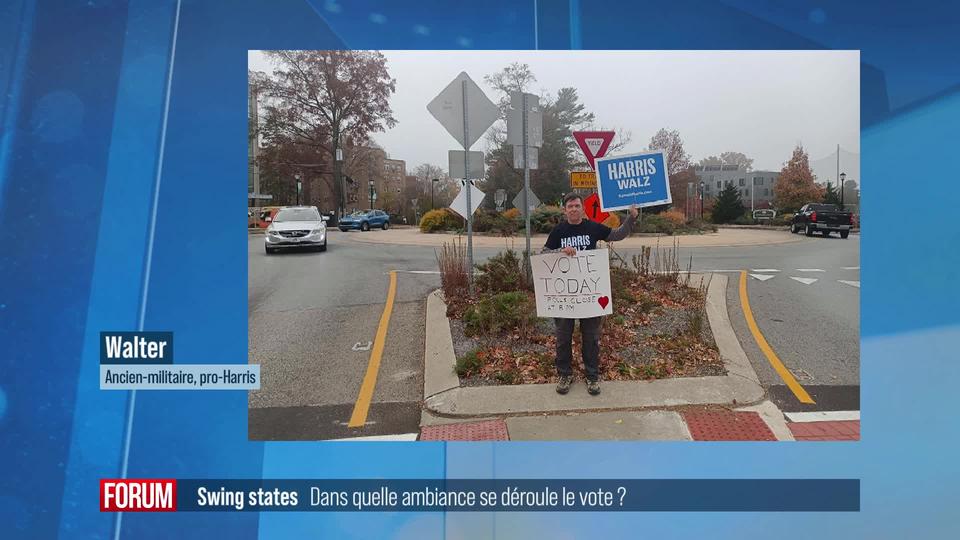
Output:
top-left (570, 171), bottom-right (597, 189)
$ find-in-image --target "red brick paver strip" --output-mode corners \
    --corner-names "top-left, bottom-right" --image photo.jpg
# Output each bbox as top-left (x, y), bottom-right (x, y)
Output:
top-left (682, 410), bottom-right (777, 441)
top-left (788, 420), bottom-right (860, 441)
top-left (419, 419), bottom-right (510, 441)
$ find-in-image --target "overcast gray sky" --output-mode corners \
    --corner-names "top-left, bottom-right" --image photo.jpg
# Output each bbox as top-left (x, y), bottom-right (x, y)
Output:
top-left (249, 50), bottom-right (859, 180)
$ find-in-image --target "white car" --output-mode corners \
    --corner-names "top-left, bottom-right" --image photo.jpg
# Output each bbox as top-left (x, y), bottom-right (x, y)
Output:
top-left (264, 206), bottom-right (328, 254)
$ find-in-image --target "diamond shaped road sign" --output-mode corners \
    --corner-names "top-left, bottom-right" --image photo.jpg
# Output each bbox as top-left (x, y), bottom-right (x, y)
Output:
top-left (427, 72), bottom-right (499, 150)
top-left (573, 131), bottom-right (615, 170)
top-left (449, 181), bottom-right (486, 218)
top-left (512, 188), bottom-right (541, 213)
top-left (583, 192), bottom-right (610, 223)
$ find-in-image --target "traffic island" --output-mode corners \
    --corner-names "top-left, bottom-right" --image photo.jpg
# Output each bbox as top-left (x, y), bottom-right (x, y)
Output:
top-left (422, 272), bottom-right (766, 419)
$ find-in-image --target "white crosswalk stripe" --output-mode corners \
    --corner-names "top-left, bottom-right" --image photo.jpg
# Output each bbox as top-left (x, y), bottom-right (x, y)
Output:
top-left (785, 411), bottom-right (860, 422)
top-left (330, 433), bottom-right (419, 442)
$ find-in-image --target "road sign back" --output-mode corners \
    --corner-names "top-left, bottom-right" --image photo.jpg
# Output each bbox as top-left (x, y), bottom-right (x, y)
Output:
top-left (449, 150), bottom-right (484, 179)
top-left (583, 192), bottom-right (610, 223)
top-left (427, 72), bottom-right (499, 149)
top-left (573, 131), bottom-right (615, 170)
top-left (449, 181), bottom-right (485, 218)
top-left (512, 188), bottom-right (541, 213)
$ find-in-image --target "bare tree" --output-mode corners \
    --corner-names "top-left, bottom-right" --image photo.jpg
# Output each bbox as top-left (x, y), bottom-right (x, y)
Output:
top-left (258, 50), bottom-right (397, 215)
top-left (648, 128), bottom-right (691, 176)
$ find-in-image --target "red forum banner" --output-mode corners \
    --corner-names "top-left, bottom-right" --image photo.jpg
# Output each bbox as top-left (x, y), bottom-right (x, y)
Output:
top-left (100, 479), bottom-right (177, 512)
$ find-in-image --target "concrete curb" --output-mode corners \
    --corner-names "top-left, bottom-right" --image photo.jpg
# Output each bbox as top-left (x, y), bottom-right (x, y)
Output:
top-left (422, 273), bottom-right (767, 418)
top-left (423, 291), bottom-right (460, 398)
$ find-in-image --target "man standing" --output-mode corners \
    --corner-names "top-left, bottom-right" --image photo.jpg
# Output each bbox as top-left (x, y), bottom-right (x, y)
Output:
top-left (543, 194), bottom-right (638, 395)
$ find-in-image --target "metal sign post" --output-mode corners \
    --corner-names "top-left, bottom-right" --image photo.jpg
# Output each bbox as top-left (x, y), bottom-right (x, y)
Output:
top-left (427, 72), bottom-right (498, 295)
top-left (461, 80), bottom-right (475, 293)
top-left (522, 92), bottom-right (531, 259)
top-left (508, 92), bottom-right (542, 261)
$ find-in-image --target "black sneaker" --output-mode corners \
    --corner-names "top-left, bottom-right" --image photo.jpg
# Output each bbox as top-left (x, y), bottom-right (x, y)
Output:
top-left (586, 379), bottom-right (601, 395)
top-left (556, 375), bottom-right (573, 395)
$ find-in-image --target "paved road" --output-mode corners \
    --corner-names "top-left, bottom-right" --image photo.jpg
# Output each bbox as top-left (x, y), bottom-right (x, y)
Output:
top-left (248, 229), bottom-right (442, 440)
top-left (249, 227), bottom-right (859, 439)
top-left (616, 231), bottom-right (860, 412)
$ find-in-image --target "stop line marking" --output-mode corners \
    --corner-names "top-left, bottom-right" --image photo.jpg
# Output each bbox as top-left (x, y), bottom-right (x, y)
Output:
top-left (751, 268), bottom-right (780, 272)
top-left (795, 268), bottom-right (826, 272)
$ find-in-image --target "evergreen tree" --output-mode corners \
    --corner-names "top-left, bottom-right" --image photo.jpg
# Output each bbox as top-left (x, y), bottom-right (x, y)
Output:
top-left (823, 181), bottom-right (842, 206)
top-left (712, 183), bottom-right (745, 224)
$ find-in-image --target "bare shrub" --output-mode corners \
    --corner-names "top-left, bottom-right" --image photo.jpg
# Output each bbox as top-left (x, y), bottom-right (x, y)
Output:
top-left (436, 238), bottom-right (469, 309)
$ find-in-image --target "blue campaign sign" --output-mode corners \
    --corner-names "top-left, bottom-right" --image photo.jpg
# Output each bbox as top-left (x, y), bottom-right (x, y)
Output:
top-left (595, 150), bottom-right (671, 211)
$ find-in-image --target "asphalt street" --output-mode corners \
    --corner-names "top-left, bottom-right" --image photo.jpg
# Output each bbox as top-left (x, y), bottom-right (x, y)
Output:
top-left (616, 232), bottom-right (860, 412)
top-left (248, 229), bottom-right (441, 440)
top-left (249, 227), bottom-right (859, 439)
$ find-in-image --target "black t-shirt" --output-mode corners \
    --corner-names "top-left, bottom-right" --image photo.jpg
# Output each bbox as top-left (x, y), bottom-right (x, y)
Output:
top-left (544, 219), bottom-right (612, 252)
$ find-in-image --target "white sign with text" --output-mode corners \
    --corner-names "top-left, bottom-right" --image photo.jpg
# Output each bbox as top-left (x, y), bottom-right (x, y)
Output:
top-left (531, 248), bottom-right (613, 319)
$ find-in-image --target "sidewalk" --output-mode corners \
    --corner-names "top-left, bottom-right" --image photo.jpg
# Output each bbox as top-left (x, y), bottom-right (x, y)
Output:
top-left (348, 227), bottom-right (802, 249)
top-left (418, 273), bottom-right (857, 442)
top-left (419, 407), bottom-right (859, 442)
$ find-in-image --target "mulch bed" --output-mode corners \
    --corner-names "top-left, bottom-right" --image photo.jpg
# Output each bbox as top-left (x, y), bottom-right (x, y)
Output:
top-left (448, 269), bottom-right (726, 386)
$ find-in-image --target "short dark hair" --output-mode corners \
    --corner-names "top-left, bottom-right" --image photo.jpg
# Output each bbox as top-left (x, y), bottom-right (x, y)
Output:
top-left (563, 193), bottom-right (583, 206)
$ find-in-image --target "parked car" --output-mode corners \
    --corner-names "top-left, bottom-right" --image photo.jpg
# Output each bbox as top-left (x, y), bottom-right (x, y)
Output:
top-left (790, 203), bottom-right (854, 238)
top-left (338, 209), bottom-right (390, 231)
top-left (264, 206), bottom-right (328, 254)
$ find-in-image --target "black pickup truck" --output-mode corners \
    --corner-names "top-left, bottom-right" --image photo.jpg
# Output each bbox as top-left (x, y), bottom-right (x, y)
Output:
top-left (790, 203), bottom-right (854, 238)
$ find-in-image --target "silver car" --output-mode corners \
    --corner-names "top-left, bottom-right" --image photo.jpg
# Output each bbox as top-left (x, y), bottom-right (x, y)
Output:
top-left (264, 206), bottom-right (328, 254)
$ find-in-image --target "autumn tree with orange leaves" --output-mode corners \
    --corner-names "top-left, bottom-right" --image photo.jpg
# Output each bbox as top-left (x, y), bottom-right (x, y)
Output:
top-left (773, 145), bottom-right (824, 213)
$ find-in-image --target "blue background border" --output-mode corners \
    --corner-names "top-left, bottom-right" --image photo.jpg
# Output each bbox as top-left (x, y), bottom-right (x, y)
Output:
top-left (1, 0), bottom-right (958, 538)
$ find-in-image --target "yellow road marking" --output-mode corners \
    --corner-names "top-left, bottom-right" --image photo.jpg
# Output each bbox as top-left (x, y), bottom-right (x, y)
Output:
top-left (738, 270), bottom-right (815, 404)
top-left (348, 270), bottom-right (398, 427)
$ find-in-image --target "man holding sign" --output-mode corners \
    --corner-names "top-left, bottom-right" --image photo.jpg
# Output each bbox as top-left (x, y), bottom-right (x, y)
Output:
top-left (540, 194), bottom-right (638, 396)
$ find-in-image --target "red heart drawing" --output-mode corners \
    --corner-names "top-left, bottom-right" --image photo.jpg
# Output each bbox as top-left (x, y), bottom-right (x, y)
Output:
top-left (597, 296), bottom-right (610, 309)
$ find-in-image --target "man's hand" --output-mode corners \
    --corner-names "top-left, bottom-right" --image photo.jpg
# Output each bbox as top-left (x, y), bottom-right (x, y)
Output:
top-left (562, 246), bottom-right (577, 257)
top-left (629, 205), bottom-right (639, 219)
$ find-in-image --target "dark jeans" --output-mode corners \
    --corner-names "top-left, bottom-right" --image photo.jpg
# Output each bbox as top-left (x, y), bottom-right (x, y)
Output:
top-left (554, 317), bottom-right (602, 381)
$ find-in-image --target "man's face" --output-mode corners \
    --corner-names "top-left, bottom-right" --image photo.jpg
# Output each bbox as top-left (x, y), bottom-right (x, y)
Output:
top-left (564, 198), bottom-right (584, 223)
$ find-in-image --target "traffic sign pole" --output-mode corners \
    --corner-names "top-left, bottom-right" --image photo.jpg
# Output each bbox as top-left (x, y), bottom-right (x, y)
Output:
top-left (461, 80), bottom-right (474, 295)
top-left (522, 92), bottom-right (531, 262)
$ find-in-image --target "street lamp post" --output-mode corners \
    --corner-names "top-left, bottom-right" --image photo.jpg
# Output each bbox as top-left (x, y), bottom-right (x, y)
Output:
top-left (369, 180), bottom-right (375, 210)
top-left (431, 178), bottom-right (439, 210)
top-left (295, 174), bottom-right (302, 205)
top-left (699, 181), bottom-right (705, 221)
top-left (334, 147), bottom-right (344, 218)
top-left (839, 172), bottom-right (846, 210)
